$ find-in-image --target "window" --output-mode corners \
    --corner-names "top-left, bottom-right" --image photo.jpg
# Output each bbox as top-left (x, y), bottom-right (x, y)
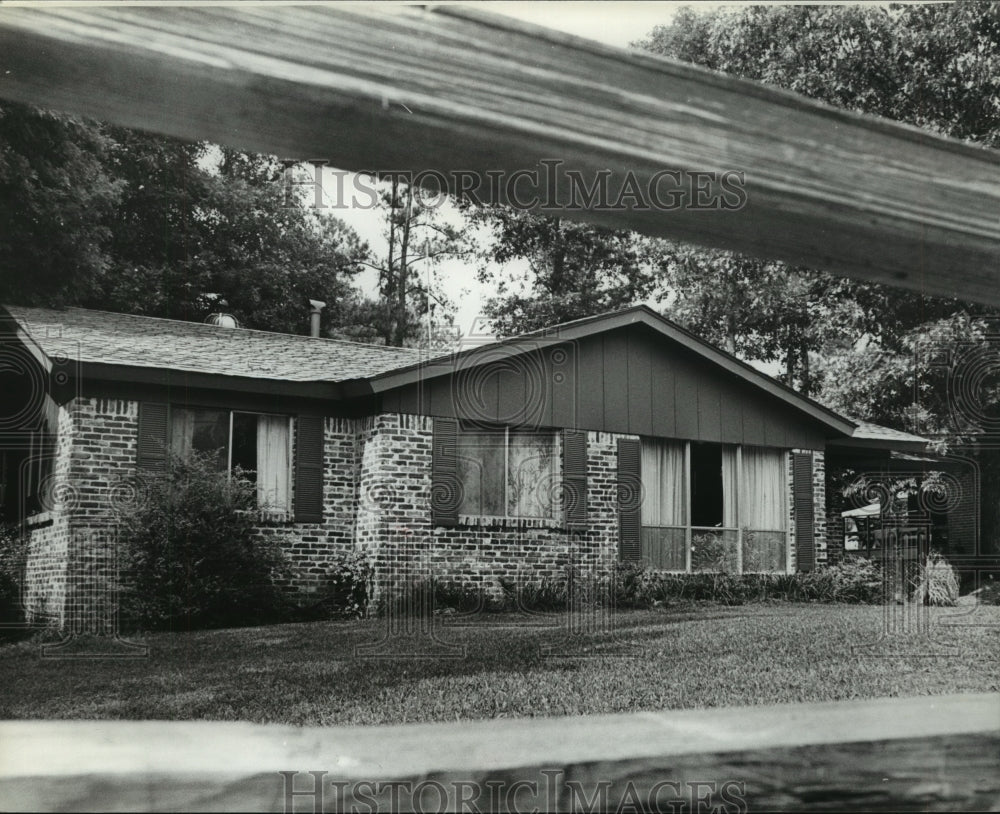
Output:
top-left (456, 426), bottom-right (556, 518)
top-left (1, 393), bottom-right (58, 521)
top-left (638, 439), bottom-right (787, 573)
top-left (170, 407), bottom-right (291, 511)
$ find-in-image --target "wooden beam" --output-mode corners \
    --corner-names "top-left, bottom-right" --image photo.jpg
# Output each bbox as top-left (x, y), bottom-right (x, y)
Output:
top-left (0, 5), bottom-right (998, 303)
top-left (1, 693), bottom-right (998, 811)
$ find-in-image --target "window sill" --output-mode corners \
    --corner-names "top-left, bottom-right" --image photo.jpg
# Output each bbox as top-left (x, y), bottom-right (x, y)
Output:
top-left (236, 508), bottom-right (294, 526)
top-left (24, 511), bottom-right (54, 529)
top-left (456, 514), bottom-right (563, 530)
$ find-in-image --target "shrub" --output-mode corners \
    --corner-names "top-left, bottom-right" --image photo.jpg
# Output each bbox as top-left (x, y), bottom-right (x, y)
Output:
top-left (296, 550), bottom-right (374, 620)
top-left (498, 564), bottom-right (625, 613)
top-left (116, 453), bottom-right (292, 630)
top-left (377, 575), bottom-right (495, 616)
top-left (690, 531), bottom-right (737, 573)
top-left (915, 551), bottom-right (959, 606)
top-left (798, 557), bottom-right (883, 604)
top-left (611, 558), bottom-right (885, 607)
top-left (0, 523), bottom-right (28, 630)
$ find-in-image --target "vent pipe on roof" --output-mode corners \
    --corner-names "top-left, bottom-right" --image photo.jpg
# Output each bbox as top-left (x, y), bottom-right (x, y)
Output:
top-left (309, 299), bottom-right (326, 338)
top-left (203, 297), bottom-right (240, 328)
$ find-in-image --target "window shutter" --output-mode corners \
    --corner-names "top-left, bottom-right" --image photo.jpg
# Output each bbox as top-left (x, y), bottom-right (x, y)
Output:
top-left (294, 415), bottom-right (324, 523)
top-left (136, 402), bottom-right (169, 473)
top-left (617, 437), bottom-right (642, 562)
top-left (431, 417), bottom-right (460, 527)
top-left (562, 429), bottom-right (588, 529)
top-left (793, 452), bottom-right (815, 572)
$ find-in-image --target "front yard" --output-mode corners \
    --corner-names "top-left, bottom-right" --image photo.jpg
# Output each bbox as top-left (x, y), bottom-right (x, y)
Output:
top-left (1, 604), bottom-right (998, 725)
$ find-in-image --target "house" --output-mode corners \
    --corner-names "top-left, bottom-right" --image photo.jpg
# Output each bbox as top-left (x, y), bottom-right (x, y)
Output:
top-left (0, 303), bottom-right (940, 627)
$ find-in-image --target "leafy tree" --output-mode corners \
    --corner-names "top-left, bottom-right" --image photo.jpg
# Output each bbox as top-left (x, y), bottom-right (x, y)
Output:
top-left (638, 3), bottom-right (1000, 143)
top-left (638, 2), bottom-right (1000, 549)
top-left (90, 136), bottom-right (369, 335)
top-left (360, 177), bottom-right (466, 346)
top-left (0, 106), bottom-right (372, 337)
top-left (636, 2), bottom-right (999, 393)
top-left (467, 207), bottom-right (658, 337)
top-left (0, 102), bottom-right (122, 306)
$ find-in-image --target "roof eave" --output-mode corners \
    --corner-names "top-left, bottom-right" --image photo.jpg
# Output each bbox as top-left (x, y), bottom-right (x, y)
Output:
top-left (76, 361), bottom-right (347, 400)
top-left (827, 437), bottom-right (932, 455)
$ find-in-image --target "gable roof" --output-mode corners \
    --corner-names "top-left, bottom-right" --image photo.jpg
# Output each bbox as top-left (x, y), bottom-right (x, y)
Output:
top-left (1, 305), bottom-right (423, 384)
top-left (363, 305), bottom-right (859, 437)
top-left (828, 420), bottom-right (931, 454)
top-left (6, 302), bottom-right (922, 446)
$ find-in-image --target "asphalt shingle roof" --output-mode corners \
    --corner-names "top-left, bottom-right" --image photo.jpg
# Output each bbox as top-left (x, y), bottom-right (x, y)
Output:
top-left (2, 306), bottom-right (423, 383)
top-left (850, 420), bottom-right (929, 445)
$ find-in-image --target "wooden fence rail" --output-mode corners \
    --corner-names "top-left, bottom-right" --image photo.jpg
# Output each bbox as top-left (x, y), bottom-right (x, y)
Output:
top-left (0, 5), bottom-right (999, 303)
top-left (1, 693), bottom-right (998, 811)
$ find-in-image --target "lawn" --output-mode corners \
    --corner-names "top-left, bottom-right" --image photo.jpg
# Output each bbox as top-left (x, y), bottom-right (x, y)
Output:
top-left (1, 604), bottom-right (997, 725)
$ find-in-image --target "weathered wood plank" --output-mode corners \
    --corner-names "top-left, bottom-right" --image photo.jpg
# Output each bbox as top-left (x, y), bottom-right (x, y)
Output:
top-left (1, 694), bottom-right (997, 812)
top-left (0, 6), bottom-right (997, 303)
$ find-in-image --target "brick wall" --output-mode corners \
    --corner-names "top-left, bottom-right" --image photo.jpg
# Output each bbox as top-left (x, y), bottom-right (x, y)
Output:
top-left (25, 399), bottom-right (838, 627)
top-left (21, 402), bottom-right (75, 626)
top-left (357, 415), bottom-right (623, 601)
top-left (23, 398), bottom-right (364, 627)
top-left (264, 416), bottom-right (359, 597)
top-left (813, 451), bottom-right (827, 565)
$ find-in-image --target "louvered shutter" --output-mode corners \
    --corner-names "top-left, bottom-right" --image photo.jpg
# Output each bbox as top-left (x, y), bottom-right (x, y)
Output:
top-left (294, 415), bottom-right (324, 522)
top-left (562, 430), bottom-right (588, 529)
top-left (793, 452), bottom-right (815, 572)
top-left (431, 417), bottom-right (460, 527)
top-left (617, 438), bottom-right (642, 562)
top-left (136, 402), bottom-right (169, 473)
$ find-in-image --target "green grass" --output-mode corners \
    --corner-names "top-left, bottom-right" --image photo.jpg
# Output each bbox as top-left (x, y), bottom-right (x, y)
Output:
top-left (1, 604), bottom-right (998, 725)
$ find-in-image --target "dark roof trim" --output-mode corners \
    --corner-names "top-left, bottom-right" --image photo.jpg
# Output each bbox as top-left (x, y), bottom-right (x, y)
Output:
top-left (76, 362), bottom-right (344, 401)
top-left (828, 449), bottom-right (972, 473)
top-left (827, 436), bottom-right (930, 455)
top-left (362, 305), bottom-right (857, 436)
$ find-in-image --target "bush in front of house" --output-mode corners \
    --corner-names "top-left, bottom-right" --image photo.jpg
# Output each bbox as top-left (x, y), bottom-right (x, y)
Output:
top-left (295, 550), bottom-right (374, 620)
top-left (377, 575), bottom-right (499, 617)
top-left (609, 558), bottom-right (885, 607)
top-left (915, 550), bottom-right (959, 606)
top-left (116, 453), bottom-right (292, 631)
top-left (0, 523), bottom-right (28, 635)
top-left (795, 557), bottom-right (884, 603)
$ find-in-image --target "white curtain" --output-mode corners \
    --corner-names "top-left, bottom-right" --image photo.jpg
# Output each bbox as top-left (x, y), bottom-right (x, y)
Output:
top-left (507, 431), bottom-right (555, 518)
top-left (170, 407), bottom-right (228, 469)
top-left (722, 446), bottom-right (739, 527)
top-left (740, 447), bottom-right (786, 530)
top-left (257, 415), bottom-right (290, 511)
top-left (169, 408), bottom-right (197, 459)
top-left (640, 440), bottom-right (685, 526)
top-left (456, 430), bottom-right (505, 516)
